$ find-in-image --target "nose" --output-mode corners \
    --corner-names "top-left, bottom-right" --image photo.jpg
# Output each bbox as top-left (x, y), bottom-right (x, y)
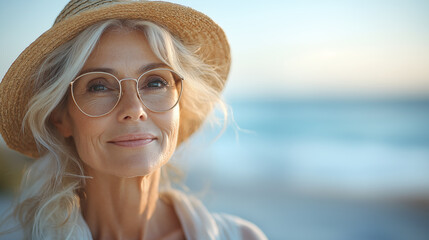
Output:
top-left (116, 79), bottom-right (148, 121)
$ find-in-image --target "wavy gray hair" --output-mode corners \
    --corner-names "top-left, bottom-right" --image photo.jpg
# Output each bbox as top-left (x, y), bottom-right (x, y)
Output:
top-left (1, 19), bottom-right (226, 239)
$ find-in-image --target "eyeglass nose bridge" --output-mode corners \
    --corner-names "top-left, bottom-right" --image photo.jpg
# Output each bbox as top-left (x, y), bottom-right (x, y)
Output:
top-left (117, 77), bottom-right (139, 93)
top-left (116, 77), bottom-right (147, 109)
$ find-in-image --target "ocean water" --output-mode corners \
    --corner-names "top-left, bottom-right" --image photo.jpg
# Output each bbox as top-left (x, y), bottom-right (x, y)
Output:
top-left (178, 98), bottom-right (429, 240)
top-left (1, 98), bottom-right (429, 239)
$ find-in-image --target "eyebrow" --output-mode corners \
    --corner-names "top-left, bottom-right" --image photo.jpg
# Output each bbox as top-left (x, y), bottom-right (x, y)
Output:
top-left (78, 62), bottom-right (171, 76)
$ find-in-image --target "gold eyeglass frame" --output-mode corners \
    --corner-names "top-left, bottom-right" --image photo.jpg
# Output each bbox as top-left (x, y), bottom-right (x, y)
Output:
top-left (70, 68), bottom-right (184, 118)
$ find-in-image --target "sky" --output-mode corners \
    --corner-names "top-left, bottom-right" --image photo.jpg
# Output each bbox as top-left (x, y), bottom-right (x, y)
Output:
top-left (1, 0), bottom-right (429, 99)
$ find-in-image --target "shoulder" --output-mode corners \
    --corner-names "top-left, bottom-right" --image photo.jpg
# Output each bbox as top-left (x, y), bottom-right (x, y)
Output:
top-left (214, 213), bottom-right (268, 240)
top-left (162, 189), bottom-right (268, 240)
top-left (238, 219), bottom-right (268, 240)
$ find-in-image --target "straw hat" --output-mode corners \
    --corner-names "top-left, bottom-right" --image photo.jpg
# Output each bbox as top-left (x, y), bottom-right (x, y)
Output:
top-left (0, 0), bottom-right (230, 158)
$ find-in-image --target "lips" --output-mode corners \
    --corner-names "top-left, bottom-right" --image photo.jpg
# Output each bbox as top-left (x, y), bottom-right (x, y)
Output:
top-left (107, 134), bottom-right (156, 147)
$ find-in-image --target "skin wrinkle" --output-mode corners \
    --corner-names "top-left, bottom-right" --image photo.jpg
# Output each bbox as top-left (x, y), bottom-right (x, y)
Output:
top-left (52, 28), bottom-right (183, 240)
top-left (78, 62), bottom-right (169, 76)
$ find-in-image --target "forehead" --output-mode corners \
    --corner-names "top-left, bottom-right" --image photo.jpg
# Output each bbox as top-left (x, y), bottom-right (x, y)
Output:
top-left (81, 27), bottom-right (162, 77)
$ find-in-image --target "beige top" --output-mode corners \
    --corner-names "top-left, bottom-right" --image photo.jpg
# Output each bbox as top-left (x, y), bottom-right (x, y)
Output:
top-left (161, 189), bottom-right (268, 240)
top-left (74, 189), bottom-right (268, 240)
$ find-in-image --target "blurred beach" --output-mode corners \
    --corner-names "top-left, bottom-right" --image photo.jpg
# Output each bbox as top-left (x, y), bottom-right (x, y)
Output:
top-left (178, 97), bottom-right (429, 240)
top-left (1, 0), bottom-right (429, 239)
top-left (2, 98), bottom-right (429, 240)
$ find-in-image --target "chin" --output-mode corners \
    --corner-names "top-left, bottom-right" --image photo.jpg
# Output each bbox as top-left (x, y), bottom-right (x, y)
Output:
top-left (104, 153), bottom-right (166, 178)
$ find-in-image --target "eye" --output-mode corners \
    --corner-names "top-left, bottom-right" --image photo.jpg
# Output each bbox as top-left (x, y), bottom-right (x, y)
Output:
top-left (88, 83), bottom-right (108, 92)
top-left (144, 76), bottom-right (168, 89)
top-left (86, 77), bottom-right (115, 93)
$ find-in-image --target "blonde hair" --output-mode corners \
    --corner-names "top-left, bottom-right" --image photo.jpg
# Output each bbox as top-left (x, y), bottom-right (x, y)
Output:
top-left (2, 19), bottom-right (227, 239)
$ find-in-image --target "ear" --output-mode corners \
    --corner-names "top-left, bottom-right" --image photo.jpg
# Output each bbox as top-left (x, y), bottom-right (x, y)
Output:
top-left (50, 108), bottom-right (73, 138)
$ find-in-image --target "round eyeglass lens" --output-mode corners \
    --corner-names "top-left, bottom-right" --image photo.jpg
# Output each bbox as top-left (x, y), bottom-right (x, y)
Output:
top-left (71, 72), bottom-right (120, 117)
top-left (136, 69), bottom-right (182, 112)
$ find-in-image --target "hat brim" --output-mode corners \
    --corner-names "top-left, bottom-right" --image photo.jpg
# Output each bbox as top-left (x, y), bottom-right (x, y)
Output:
top-left (0, 1), bottom-right (230, 158)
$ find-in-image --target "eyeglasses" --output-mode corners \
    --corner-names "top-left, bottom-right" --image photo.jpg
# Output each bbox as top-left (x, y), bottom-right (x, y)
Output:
top-left (70, 68), bottom-right (183, 117)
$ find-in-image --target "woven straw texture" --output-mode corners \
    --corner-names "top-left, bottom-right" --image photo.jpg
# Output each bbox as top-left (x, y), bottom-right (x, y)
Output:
top-left (0, 0), bottom-right (230, 158)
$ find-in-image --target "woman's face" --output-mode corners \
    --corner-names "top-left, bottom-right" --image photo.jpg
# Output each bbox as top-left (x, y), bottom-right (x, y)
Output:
top-left (53, 28), bottom-right (180, 178)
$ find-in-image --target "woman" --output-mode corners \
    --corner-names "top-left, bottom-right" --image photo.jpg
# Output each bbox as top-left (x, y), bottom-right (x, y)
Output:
top-left (0, 0), bottom-right (267, 239)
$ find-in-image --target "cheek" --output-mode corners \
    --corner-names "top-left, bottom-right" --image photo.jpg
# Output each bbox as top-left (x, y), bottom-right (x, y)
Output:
top-left (72, 124), bottom-right (103, 151)
top-left (69, 110), bottom-right (108, 162)
top-left (169, 108), bottom-right (180, 140)
top-left (155, 107), bottom-right (180, 152)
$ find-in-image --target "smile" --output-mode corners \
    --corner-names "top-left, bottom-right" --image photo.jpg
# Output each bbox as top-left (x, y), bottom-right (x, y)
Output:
top-left (108, 134), bottom-right (156, 147)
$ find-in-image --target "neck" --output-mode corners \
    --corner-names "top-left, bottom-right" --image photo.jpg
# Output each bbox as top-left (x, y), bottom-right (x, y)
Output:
top-left (80, 167), bottom-right (175, 240)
